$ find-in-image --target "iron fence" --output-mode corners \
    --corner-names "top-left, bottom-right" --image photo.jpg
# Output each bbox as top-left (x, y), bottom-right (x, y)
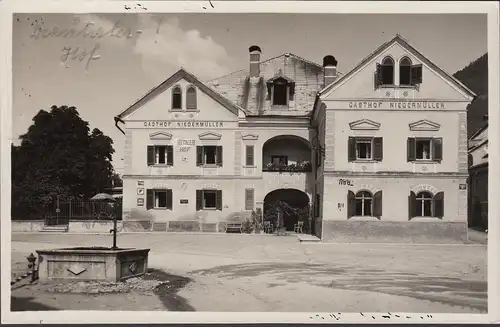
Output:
top-left (44, 199), bottom-right (122, 226)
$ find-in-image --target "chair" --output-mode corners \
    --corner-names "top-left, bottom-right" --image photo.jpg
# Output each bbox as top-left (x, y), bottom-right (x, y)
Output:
top-left (294, 221), bottom-right (304, 234)
top-left (263, 221), bottom-right (273, 234)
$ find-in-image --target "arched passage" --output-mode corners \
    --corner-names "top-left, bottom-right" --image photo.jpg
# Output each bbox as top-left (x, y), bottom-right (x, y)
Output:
top-left (262, 135), bottom-right (312, 172)
top-left (263, 188), bottom-right (310, 232)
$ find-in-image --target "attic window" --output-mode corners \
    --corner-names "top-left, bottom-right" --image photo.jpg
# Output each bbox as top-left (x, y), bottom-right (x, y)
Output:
top-left (267, 76), bottom-right (295, 107)
top-left (376, 57), bottom-right (395, 86)
top-left (400, 57), bottom-right (423, 87)
top-left (186, 86), bottom-right (197, 111)
top-left (172, 86), bottom-right (182, 110)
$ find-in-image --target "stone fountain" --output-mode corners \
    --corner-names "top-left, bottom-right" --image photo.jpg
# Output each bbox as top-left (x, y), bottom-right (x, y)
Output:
top-left (36, 195), bottom-right (150, 283)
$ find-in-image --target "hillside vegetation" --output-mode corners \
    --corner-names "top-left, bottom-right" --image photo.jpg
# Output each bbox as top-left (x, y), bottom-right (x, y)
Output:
top-left (453, 53), bottom-right (488, 139)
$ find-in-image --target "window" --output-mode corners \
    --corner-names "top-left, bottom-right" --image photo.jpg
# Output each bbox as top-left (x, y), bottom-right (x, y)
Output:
top-left (147, 145), bottom-right (173, 166)
top-left (376, 57), bottom-right (395, 86)
top-left (399, 57), bottom-right (412, 86)
top-left (146, 189), bottom-right (173, 210)
top-left (409, 191), bottom-right (444, 218)
top-left (245, 145), bottom-right (254, 166)
top-left (196, 189), bottom-right (222, 210)
top-left (355, 191), bottom-right (372, 216)
top-left (407, 137), bottom-right (443, 162)
top-left (273, 82), bottom-right (288, 106)
top-left (348, 137), bottom-right (383, 162)
top-left (172, 86), bottom-right (182, 110)
top-left (186, 86), bottom-right (197, 111)
top-left (347, 190), bottom-right (382, 218)
top-left (196, 146), bottom-right (223, 166)
top-left (271, 155), bottom-right (288, 166)
top-left (245, 189), bottom-right (254, 210)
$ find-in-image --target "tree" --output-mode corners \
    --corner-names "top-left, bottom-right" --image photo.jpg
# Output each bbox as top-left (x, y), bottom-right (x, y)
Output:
top-left (111, 173), bottom-right (123, 187)
top-left (11, 105), bottom-right (116, 219)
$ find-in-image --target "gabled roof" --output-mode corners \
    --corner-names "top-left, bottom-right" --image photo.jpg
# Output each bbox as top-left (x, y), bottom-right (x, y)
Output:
top-left (207, 52), bottom-right (343, 83)
top-left (318, 34), bottom-right (476, 99)
top-left (116, 68), bottom-right (251, 120)
top-left (469, 123), bottom-right (488, 142)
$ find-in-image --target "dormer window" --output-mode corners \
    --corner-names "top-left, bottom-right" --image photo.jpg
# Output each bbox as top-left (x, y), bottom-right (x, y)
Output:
top-left (172, 86), bottom-right (182, 110)
top-left (266, 72), bottom-right (295, 108)
top-left (376, 57), bottom-right (395, 86)
top-left (186, 86), bottom-right (197, 111)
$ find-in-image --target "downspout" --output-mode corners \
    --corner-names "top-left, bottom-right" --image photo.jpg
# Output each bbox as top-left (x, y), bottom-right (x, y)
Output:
top-left (114, 116), bottom-right (125, 135)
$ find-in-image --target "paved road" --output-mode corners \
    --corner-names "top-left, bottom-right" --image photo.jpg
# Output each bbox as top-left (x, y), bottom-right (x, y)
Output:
top-left (11, 232), bottom-right (487, 313)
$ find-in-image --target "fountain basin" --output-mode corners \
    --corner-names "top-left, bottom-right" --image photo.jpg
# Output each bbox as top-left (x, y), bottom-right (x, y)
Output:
top-left (36, 247), bottom-right (150, 283)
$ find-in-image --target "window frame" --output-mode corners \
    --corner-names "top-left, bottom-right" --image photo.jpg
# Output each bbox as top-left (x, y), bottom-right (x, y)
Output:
top-left (153, 145), bottom-right (174, 165)
top-left (377, 56), bottom-right (395, 87)
top-left (415, 138), bottom-right (433, 161)
top-left (415, 191), bottom-right (433, 217)
top-left (272, 81), bottom-right (289, 106)
top-left (197, 145), bottom-right (223, 167)
top-left (399, 57), bottom-right (413, 86)
top-left (354, 190), bottom-right (373, 217)
top-left (244, 188), bottom-right (255, 210)
top-left (171, 85), bottom-right (183, 111)
top-left (245, 145), bottom-right (255, 167)
top-left (186, 85), bottom-right (198, 111)
top-left (355, 137), bottom-right (374, 161)
top-left (147, 188), bottom-right (173, 210)
top-left (202, 189), bottom-right (217, 210)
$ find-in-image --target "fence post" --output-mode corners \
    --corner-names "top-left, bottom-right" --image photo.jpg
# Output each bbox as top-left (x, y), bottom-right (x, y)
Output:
top-left (69, 199), bottom-right (72, 221)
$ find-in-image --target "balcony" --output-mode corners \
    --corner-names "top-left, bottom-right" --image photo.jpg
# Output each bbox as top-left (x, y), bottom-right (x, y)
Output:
top-left (262, 161), bottom-right (312, 173)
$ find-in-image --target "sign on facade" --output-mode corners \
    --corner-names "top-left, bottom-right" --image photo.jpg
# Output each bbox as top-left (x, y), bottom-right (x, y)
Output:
top-left (180, 199), bottom-right (189, 204)
top-left (459, 184), bottom-right (467, 190)
top-left (137, 181), bottom-right (144, 186)
top-left (137, 198), bottom-right (144, 206)
top-left (348, 101), bottom-right (445, 110)
top-left (143, 121), bottom-right (225, 128)
top-left (137, 188), bottom-right (144, 195)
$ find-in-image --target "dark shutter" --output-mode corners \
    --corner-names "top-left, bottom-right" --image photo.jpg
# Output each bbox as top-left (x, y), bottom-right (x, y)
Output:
top-left (433, 192), bottom-right (444, 218)
top-left (196, 190), bottom-right (203, 211)
top-left (373, 191), bottom-right (383, 218)
top-left (246, 145), bottom-right (254, 166)
top-left (408, 191), bottom-right (416, 219)
top-left (166, 146), bottom-right (174, 166)
top-left (245, 189), bottom-right (254, 210)
top-left (373, 137), bottom-right (383, 161)
top-left (196, 146), bottom-right (203, 166)
top-left (432, 138), bottom-right (443, 162)
top-left (146, 189), bottom-right (154, 210)
top-left (347, 190), bottom-right (355, 218)
top-left (147, 146), bottom-right (155, 166)
top-left (348, 137), bottom-right (356, 162)
top-left (411, 64), bottom-right (423, 85)
top-left (166, 189), bottom-right (173, 210)
top-left (216, 146), bottom-right (223, 166)
top-left (407, 138), bottom-right (416, 162)
top-left (375, 63), bottom-right (383, 87)
top-left (216, 190), bottom-right (223, 210)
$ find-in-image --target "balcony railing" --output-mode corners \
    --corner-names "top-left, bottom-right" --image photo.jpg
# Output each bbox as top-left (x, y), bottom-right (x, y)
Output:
top-left (262, 161), bottom-right (312, 173)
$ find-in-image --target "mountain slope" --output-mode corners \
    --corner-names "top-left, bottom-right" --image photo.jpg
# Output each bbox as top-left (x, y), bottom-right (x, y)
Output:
top-left (453, 53), bottom-right (488, 139)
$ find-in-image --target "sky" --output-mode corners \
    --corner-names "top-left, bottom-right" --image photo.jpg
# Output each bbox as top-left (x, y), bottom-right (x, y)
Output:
top-left (12, 13), bottom-right (487, 174)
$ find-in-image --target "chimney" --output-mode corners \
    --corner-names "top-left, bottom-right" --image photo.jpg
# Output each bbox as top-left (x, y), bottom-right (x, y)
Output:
top-left (323, 55), bottom-right (338, 87)
top-left (249, 45), bottom-right (261, 78)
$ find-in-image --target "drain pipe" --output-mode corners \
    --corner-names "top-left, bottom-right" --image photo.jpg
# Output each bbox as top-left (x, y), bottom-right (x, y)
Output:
top-left (114, 116), bottom-right (125, 135)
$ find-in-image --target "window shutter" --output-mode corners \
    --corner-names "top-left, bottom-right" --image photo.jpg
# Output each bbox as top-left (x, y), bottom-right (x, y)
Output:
top-left (216, 190), bottom-right (223, 210)
top-left (146, 189), bottom-right (154, 210)
top-left (245, 189), bottom-right (254, 210)
top-left (196, 190), bottom-right (203, 211)
top-left (408, 191), bottom-right (416, 219)
top-left (373, 191), bottom-right (383, 218)
top-left (186, 87), bottom-right (197, 111)
top-left (216, 146), bottom-right (223, 166)
top-left (166, 189), bottom-right (173, 210)
top-left (246, 145), bottom-right (254, 166)
top-left (375, 63), bottom-right (383, 87)
top-left (433, 191), bottom-right (444, 218)
top-left (166, 146), bottom-right (174, 166)
top-left (407, 138), bottom-right (416, 162)
top-left (196, 146), bottom-right (203, 166)
top-left (147, 146), bottom-right (155, 166)
top-left (373, 137), bottom-right (383, 161)
top-left (432, 138), bottom-right (443, 162)
top-left (348, 137), bottom-right (356, 162)
top-left (347, 190), bottom-right (355, 218)
top-left (411, 64), bottom-right (423, 85)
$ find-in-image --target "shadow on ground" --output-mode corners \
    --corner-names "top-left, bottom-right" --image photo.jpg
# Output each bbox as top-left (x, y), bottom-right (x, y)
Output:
top-left (11, 296), bottom-right (60, 311)
top-left (145, 268), bottom-right (195, 311)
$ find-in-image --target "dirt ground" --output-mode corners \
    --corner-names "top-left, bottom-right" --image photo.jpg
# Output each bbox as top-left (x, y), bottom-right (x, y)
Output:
top-left (10, 232), bottom-right (488, 313)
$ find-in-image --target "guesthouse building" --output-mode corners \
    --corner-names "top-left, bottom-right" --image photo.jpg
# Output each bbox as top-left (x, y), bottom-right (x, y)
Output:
top-left (114, 35), bottom-right (475, 243)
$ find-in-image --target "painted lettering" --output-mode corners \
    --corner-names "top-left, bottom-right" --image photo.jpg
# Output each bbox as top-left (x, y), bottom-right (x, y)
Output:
top-left (351, 101), bottom-right (446, 110)
top-left (338, 179), bottom-right (354, 186)
top-left (142, 121), bottom-right (224, 128)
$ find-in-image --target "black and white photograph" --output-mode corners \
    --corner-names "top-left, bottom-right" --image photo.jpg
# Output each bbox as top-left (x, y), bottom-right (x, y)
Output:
top-left (1, 0), bottom-right (498, 324)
